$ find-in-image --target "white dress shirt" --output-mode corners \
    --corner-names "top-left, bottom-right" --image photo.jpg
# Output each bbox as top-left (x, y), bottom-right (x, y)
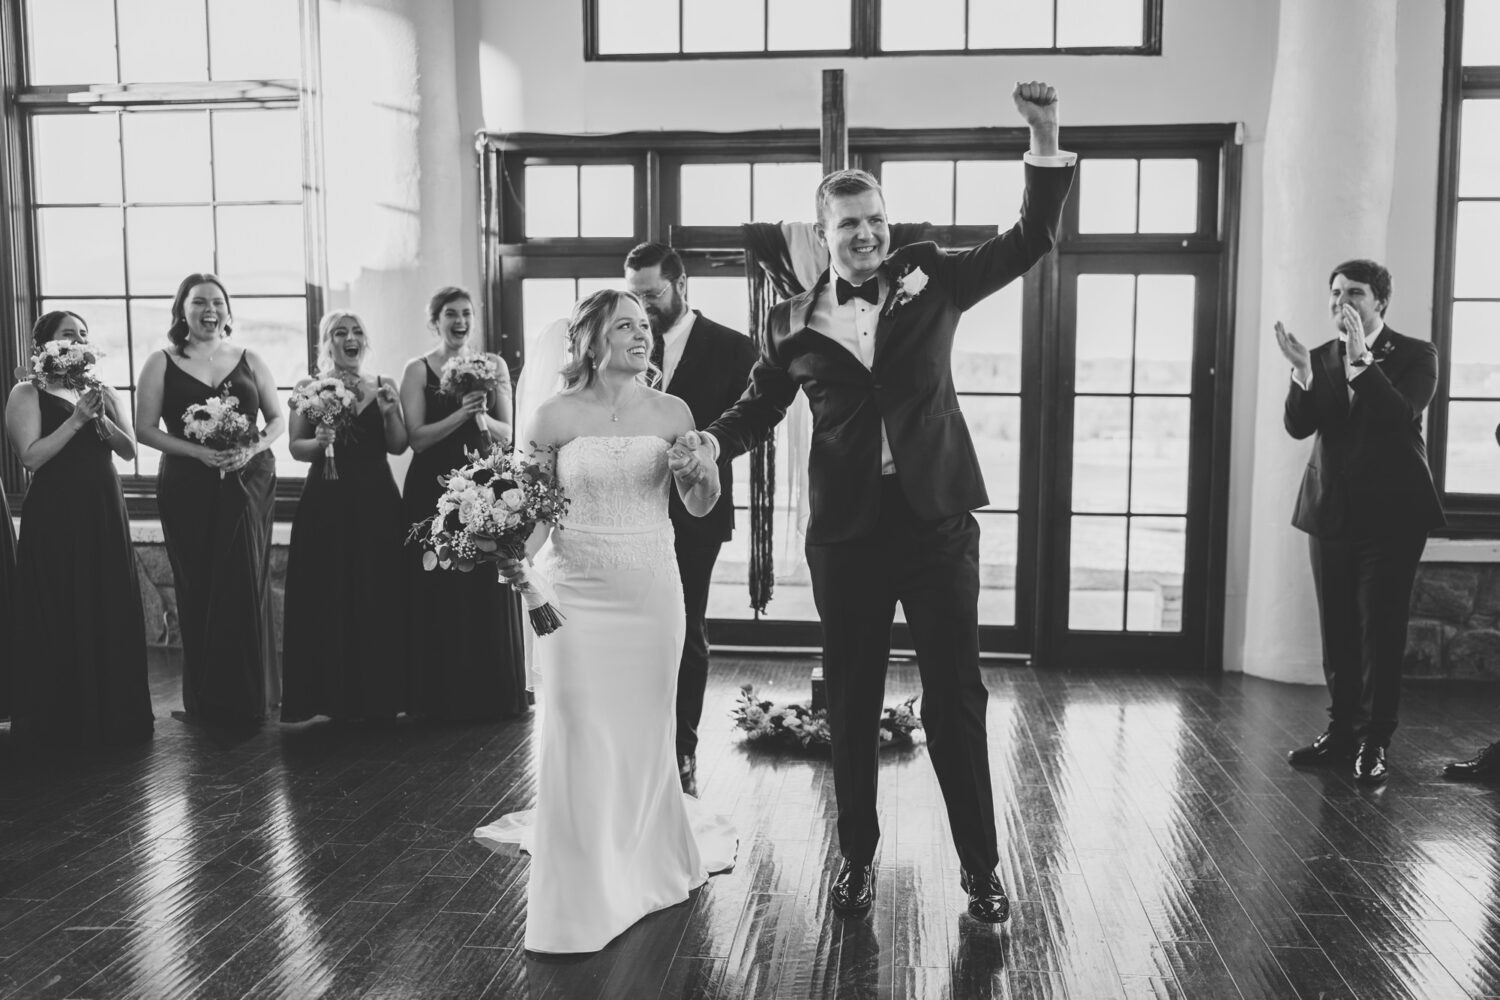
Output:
top-left (811, 267), bottom-right (897, 474)
top-left (658, 308), bottom-right (696, 390)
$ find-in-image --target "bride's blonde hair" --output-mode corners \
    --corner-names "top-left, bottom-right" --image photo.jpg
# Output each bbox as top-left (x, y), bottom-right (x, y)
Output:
top-left (558, 289), bottom-right (657, 392)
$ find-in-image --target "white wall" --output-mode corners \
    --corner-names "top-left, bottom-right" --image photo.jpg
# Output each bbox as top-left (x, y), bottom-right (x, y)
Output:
top-left (318, 0), bottom-right (1451, 674)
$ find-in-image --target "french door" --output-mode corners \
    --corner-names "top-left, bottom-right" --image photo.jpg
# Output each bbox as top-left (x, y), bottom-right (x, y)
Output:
top-left (1035, 254), bottom-right (1226, 670)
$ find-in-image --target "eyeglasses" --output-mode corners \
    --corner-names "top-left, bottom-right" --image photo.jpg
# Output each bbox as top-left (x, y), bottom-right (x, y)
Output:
top-left (637, 285), bottom-right (673, 303)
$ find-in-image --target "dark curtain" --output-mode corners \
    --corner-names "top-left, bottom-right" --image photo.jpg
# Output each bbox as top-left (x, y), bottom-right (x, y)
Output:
top-left (738, 222), bottom-right (929, 614)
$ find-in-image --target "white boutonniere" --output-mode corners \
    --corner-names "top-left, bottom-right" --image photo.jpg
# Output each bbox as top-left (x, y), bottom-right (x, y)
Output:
top-left (889, 266), bottom-right (929, 312)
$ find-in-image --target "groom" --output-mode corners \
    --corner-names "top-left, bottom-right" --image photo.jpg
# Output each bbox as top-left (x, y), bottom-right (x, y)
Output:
top-left (676, 81), bottom-right (1075, 923)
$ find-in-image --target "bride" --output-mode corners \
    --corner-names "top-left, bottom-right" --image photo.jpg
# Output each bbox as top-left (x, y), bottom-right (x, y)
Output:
top-left (474, 289), bottom-right (737, 954)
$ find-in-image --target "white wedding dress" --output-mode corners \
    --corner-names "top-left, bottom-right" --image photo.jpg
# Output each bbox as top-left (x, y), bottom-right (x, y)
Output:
top-left (473, 435), bottom-right (737, 954)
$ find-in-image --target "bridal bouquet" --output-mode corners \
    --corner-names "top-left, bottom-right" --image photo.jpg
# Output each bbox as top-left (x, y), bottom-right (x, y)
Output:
top-left (439, 352), bottom-right (503, 443)
top-left (288, 377), bottom-right (361, 480)
top-left (732, 684), bottom-right (922, 751)
top-left (409, 446), bottom-right (570, 635)
top-left (30, 339), bottom-right (109, 439)
top-left (182, 393), bottom-right (261, 479)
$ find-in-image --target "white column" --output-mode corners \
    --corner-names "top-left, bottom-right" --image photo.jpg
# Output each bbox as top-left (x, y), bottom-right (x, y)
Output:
top-left (1239, 0), bottom-right (1399, 683)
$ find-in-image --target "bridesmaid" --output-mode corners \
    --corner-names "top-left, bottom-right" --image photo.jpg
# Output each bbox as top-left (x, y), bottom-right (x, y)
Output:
top-left (399, 286), bottom-right (528, 721)
top-left (281, 311), bottom-right (409, 723)
top-left (4, 310), bottom-right (152, 744)
top-left (135, 273), bottom-right (285, 730)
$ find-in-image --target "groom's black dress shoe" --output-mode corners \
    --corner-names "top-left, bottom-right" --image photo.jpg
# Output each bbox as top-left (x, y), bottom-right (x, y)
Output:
top-left (1354, 741), bottom-right (1388, 786)
top-left (830, 860), bottom-right (874, 915)
top-left (959, 868), bottom-right (1011, 924)
top-left (1287, 729), bottom-right (1355, 767)
top-left (1444, 741), bottom-right (1500, 782)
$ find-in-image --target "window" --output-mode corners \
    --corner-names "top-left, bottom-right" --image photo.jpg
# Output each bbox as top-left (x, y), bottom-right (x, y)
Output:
top-left (3, 0), bottom-right (322, 504)
top-left (586, 0), bottom-right (1160, 59)
top-left (1433, 0), bottom-right (1500, 529)
top-left (480, 126), bottom-right (1239, 670)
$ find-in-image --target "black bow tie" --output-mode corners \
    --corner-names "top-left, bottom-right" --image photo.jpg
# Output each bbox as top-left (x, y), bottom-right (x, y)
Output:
top-left (835, 276), bottom-right (879, 306)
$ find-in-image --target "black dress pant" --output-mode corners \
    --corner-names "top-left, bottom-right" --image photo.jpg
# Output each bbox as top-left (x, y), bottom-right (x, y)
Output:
top-left (807, 477), bottom-right (997, 875)
top-left (1307, 529), bottom-right (1427, 746)
top-left (674, 536), bottom-right (722, 758)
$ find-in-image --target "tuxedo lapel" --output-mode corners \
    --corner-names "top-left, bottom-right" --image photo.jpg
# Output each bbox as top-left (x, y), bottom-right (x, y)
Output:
top-left (790, 270), bottom-right (868, 369)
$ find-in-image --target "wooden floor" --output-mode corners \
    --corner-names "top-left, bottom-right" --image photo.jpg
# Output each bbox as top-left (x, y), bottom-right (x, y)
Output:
top-left (3, 655), bottom-right (1500, 1000)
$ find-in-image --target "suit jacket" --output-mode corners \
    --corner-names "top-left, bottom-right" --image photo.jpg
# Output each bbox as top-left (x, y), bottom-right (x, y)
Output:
top-left (708, 163), bottom-right (1076, 544)
top-left (1285, 327), bottom-right (1446, 538)
top-left (666, 311), bottom-right (757, 545)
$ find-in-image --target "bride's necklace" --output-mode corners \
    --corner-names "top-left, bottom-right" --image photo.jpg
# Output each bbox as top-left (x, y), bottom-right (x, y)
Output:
top-left (603, 384), bottom-right (641, 423)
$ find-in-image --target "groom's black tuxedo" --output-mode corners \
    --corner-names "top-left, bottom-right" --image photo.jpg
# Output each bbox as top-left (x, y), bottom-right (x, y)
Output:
top-left (708, 162), bottom-right (1075, 874)
top-left (1285, 327), bottom-right (1444, 747)
top-left (712, 164), bottom-right (1076, 544)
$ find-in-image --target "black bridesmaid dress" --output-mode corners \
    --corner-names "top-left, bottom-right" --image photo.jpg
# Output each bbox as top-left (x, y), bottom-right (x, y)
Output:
top-left (281, 394), bottom-right (406, 722)
top-left (11, 391), bottom-right (153, 744)
top-left (157, 350), bottom-right (277, 728)
top-left (0, 486), bottom-right (15, 720)
top-left (401, 359), bottom-right (528, 721)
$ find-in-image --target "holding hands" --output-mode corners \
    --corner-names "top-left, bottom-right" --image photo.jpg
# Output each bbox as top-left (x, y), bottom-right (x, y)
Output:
top-left (667, 430), bottom-right (716, 488)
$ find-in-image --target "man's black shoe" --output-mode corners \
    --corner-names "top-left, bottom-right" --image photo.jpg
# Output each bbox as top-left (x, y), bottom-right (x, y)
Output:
top-left (959, 868), bottom-right (1011, 924)
top-left (830, 859), bottom-right (874, 915)
top-left (1287, 729), bottom-right (1354, 766)
top-left (677, 753), bottom-right (697, 796)
top-left (1354, 741), bottom-right (1388, 786)
top-left (1444, 741), bottom-right (1500, 782)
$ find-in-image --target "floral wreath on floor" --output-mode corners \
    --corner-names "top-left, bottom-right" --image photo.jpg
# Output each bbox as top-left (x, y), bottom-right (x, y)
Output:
top-left (732, 684), bottom-right (922, 751)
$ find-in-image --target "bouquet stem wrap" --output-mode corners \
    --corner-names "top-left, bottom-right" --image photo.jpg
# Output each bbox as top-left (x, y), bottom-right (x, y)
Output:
top-left (324, 440), bottom-right (339, 480)
top-left (504, 562), bottom-right (565, 636)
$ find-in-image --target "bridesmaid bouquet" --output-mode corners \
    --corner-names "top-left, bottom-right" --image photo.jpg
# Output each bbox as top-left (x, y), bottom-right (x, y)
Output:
top-left (182, 394), bottom-right (260, 479)
top-left (30, 339), bottom-right (109, 440)
top-left (288, 377), bottom-right (361, 480)
top-left (409, 446), bottom-right (571, 635)
top-left (438, 353), bottom-right (503, 442)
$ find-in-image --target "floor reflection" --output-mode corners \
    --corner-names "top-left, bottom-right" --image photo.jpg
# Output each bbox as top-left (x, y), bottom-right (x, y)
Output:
top-left (3, 655), bottom-right (1500, 998)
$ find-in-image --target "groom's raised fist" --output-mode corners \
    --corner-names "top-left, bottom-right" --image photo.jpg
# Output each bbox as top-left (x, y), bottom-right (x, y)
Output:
top-left (1012, 81), bottom-right (1059, 126)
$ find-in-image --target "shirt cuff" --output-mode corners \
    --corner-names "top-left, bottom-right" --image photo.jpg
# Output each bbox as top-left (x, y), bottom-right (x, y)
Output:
top-left (1291, 367), bottom-right (1312, 391)
top-left (1023, 150), bottom-right (1078, 168)
top-left (705, 432), bottom-right (720, 462)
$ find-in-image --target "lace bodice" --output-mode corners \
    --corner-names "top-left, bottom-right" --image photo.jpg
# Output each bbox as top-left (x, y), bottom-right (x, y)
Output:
top-left (542, 435), bottom-right (676, 573)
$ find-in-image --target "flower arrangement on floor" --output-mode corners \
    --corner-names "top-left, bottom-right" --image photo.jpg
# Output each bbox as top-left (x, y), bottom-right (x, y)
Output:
top-left (287, 377), bottom-right (361, 479)
top-left (182, 393), bottom-right (261, 479)
top-left (732, 684), bottom-right (922, 751)
top-left (438, 352), bottom-right (503, 443)
top-left (409, 446), bottom-right (570, 635)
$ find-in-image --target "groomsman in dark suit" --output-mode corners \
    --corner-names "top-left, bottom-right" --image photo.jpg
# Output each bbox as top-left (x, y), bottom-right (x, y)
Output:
top-left (1276, 258), bottom-right (1445, 786)
top-left (674, 82), bottom-right (1075, 923)
top-left (625, 243), bottom-right (757, 795)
